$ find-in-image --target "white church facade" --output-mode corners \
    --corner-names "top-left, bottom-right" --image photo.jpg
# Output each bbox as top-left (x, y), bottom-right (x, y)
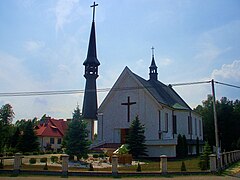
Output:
top-left (96, 54), bottom-right (203, 157)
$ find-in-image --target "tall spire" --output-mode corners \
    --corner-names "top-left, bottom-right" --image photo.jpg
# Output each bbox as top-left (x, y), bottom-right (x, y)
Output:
top-left (149, 47), bottom-right (158, 81)
top-left (82, 2), bottom-right (100, 121)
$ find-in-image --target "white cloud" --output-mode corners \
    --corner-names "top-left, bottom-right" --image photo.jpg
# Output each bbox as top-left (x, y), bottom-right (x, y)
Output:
top-left (158, 57), bottom-right (173, 66)
top-left (24, 40), bottom-right (45, 52)
top-left (212, 60), bottom-right (240, 81)
top-left (55, 0), bottom-right (79, 33)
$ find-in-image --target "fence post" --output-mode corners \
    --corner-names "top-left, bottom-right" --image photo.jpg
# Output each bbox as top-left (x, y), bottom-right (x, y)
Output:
top-left (209, 154), bottom-right (217, 172)
top-left (13, 153), bottom-right (22, 174)
top-left (219, 153), bottom-right (223, 169)
top-left (160, 155), bottom-right (167, 174)
top-left (112, 155), bottom-right (118, 177)
top-left (61, 154), bottom-right (69, 177)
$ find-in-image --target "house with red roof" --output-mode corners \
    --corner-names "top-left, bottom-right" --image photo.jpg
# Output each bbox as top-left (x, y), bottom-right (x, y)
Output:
top-left (35, 116), bottom-right (69, 152)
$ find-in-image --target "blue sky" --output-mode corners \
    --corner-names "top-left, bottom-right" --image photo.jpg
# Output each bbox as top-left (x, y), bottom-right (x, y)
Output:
top-left (0, 0), bottom-right (239, 121)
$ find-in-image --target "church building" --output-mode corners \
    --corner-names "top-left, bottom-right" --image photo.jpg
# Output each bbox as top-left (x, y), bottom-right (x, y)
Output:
top-left (97, 50), bottom-right (203, 157)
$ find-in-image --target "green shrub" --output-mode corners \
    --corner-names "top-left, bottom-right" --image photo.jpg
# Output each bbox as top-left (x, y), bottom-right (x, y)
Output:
top-left (136, 163), bottom-right (141, 172)
top-left (89, 163), bottom-right (94, 171)
top-left (29, 158), bottom-right (36, 164)
top-left (40, 157), bottom-right (47, 163)
top-left (99, 153), bottom-right (105, 158)
top-left (33, 151), bottom-right (39, 155)
top-left (0, 160), bottom-right (3, 169)
top-left (6, 152), bottom-right (14, 156)
top-left (0, 154), bottom-right (3, 157)
top-left (43, 162), bottom-right (48, 170)
top-left (45, 151), bottom-right (52, 154)
top-left (23, 152), bottom-right (31, 156)
top-left (39, 151), bottom-right (45, 155)
top-left (181, 161), bottom-right (186, 171)
top-left (199, 141), bottom-right (212, 170)
top-left (93, 154), bottom-right (99, 158)
top-left (50, 156), bottom-right (58, 163)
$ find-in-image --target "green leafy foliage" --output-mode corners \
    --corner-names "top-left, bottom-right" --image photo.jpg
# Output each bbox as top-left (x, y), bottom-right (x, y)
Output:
top-left (63, 105), bottom-right (90, 160)
top-left (199, 141), bottom-right (212, 170)
top-left (17, 120), bottom-right (39, 153)
top-left (195, 96), bottom-right (240, 151)
top-left (136, 163), bottom-right (141, 172)
top-left (29, 158), bottom-right (37, 164)
top-left (0, 104), bottom-right (14, 153)
top-left (176, 134), bottom-right (188, 158)
top-left (181, 161), bottom-right (186, 171)
top-left (126, 115), bottom-right (148, 159)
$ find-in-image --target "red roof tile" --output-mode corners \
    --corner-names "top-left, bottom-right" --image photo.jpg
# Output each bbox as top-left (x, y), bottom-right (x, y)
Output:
top-left (35, 118), bottom-right (68, 138)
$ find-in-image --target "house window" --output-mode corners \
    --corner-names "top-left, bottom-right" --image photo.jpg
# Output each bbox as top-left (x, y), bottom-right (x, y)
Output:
top-left (50, 138), bottom-right (55, 144)
top-left (158, 110), bottom-right (161, 131)
top-left (57, 138), bottom-right (62, 144)
top-left (188, 116), bottom-right (192, 134)
top-left (172, 115), bottom-right (177, 134)
top-left (195, 118), bottom-right (197, 135)
top-left (165, 113), bottom-right (168, 132)
top-left (199, 120), bottom-right (202, 136)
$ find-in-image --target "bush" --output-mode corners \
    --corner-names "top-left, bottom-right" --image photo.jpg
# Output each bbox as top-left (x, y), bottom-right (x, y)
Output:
top-left (43, 162), bottom-right (48, 170)
top-left (45, 151), bottom-right (52, 154)
top-left (0, 154), bottom-right (3, 157)
top-left (136, 163), bottom-right (141, 172)
top-left (39, 151), bottom-right (45, 155)
top-left (6, 152), bottom-right (14, 156)
top-left (29, 158), bottom-right (36, 164)
top-left (89, 163), bottom-right (94, 171)
top-left (23, 152), bottom-right (31, 156)
top-left (33, 151), bottom-right (39, 155)
top-left (199, 141), bottom-right (212, 170)
top-left (50, 156), bottom-right (58, 163)
top-left (40, 157), bottom-right (47, 163)
top-left (99, 153), bottom-right (105, 158)
top-left (93, 154), bottom-right (99, 158)
top-left (181, 161), bottom-right (186, 171)
top-left (0, 160), bottom-right (3, 169)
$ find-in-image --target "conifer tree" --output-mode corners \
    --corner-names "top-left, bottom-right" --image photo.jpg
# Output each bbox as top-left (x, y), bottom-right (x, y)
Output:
top-left (17, 120), bottom-right (39, 152)
top-left (126, 115), bottom-right (148, 159)
top-left (64, 105), bottom-right (90, 160)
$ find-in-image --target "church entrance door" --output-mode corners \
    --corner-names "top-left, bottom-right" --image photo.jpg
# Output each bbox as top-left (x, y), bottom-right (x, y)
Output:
top-left (120, 128), bottom-right (129, 144)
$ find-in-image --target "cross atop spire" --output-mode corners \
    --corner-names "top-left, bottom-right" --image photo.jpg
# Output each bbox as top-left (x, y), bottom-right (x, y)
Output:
top-left (151, 46), bottom-right (155, 58)
top-left (90, 2), bottom-right (98, 22)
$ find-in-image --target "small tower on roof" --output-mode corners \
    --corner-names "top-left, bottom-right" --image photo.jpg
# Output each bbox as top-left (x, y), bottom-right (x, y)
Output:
top-left (149, 47), bottom-right (158, 81)
top-left (82, 2), bottom-right (100, 140)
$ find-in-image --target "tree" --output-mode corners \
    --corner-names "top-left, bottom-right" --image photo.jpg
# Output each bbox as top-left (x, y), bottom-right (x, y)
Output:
top-left (126, 115), bottom-right (148, 158)
top-left (64, 105), bottom-right (90, 160)
top-left (199, 141), bottom-right (212, 170)
top-left (0, 104), bottom-right (14, 153)
top-left (17, 120), bottom-right (39, 153)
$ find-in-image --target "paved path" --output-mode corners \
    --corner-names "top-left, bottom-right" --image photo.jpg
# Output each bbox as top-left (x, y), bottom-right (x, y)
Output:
top-left (0, 175), bottom-right (239, 180)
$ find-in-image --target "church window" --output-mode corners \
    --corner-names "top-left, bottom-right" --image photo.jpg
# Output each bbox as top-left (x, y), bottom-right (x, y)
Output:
top-left (173, 115), bottom-right (177, 134)
top-left (199, 120), bottom-right (202, 136)
top-left (165, 113), bottom-right (168, 132)
top-left (188, 116), bottom-right (192, 134)
top-left (57, 138), bottom-right (62, 144)
top-left (158, 111), bottom-right (161, 131)
top-left (195, 118), bottom-right (197, 135)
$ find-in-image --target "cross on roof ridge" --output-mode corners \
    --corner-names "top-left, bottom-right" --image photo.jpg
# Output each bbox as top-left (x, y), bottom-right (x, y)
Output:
top-left (90, 1), bottom-right (98, 22)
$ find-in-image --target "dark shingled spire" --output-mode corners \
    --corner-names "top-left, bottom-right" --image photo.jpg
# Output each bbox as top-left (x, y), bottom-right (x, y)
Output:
top-left (82, 2), bottom-right (100, 120)
top-left (149, 47), bottom-right (158, 81)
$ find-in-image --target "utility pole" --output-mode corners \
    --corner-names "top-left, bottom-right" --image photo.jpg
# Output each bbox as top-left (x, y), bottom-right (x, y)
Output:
top-left (211, 79), bottom-right (220, 170)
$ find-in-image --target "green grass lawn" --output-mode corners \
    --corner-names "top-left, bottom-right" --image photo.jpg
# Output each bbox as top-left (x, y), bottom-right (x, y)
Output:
top-left (1, 155), bottom-right (204, 172)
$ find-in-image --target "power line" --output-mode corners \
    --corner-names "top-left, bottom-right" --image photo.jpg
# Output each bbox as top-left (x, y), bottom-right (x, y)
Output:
top-left (215, 81), bottom-right (240, 89)
top-left (0, 80), bottom-right (238, 97)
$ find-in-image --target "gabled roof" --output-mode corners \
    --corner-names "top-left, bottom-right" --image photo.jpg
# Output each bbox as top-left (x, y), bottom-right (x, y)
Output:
top-left (98, 66), bottom-right (191, 112)
top-left (133, 72), bottom-right (191, 110)
top-left (35, 118), bottom-right (68, 138)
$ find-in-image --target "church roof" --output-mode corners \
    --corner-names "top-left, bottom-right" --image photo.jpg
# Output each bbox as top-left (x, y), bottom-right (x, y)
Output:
top-left (132, 71), bottom-right (191, 110)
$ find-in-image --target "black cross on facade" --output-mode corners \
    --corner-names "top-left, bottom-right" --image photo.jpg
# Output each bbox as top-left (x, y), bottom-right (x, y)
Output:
top-left (90, 2), bottom-right (98, 21)
top-left (121, 96), bottom-right (136, 122)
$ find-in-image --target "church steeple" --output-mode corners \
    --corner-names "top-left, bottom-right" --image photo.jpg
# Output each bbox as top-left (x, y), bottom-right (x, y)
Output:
top-left (82, 2), bottom-right (100, 122)
top-left (149, 47), bottom-right (158, 81)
